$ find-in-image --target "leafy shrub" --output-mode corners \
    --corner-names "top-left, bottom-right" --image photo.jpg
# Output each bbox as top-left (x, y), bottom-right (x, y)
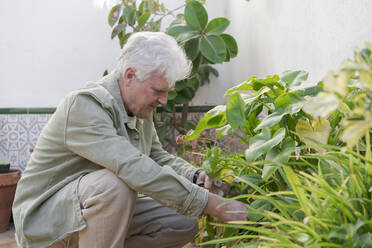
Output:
top-left (187, 44), bottom-right (372, 247)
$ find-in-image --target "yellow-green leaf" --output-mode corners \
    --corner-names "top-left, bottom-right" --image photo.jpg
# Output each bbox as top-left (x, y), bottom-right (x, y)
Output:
top-left (296, 118), bottom-right (331, 153)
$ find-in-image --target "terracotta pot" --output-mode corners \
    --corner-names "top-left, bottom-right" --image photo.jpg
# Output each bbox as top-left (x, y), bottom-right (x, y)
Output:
top-left (0, 170), bottom-right (20, 232)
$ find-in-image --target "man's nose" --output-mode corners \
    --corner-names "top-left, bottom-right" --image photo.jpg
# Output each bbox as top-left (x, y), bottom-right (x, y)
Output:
top-left (158, 93), bottom-right (168, 106)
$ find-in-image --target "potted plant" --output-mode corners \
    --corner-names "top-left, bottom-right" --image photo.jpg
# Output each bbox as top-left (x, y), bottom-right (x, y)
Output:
top-left (0, 123), bottom-right (21, 232)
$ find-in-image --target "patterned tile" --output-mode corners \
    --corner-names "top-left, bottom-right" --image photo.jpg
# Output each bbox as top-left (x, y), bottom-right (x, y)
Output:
top-left (0, 114), bottom-right (52, 171)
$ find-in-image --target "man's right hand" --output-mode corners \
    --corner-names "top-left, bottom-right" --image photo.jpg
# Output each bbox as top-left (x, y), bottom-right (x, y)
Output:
top-left (202, 192), bottom-right (248, 222)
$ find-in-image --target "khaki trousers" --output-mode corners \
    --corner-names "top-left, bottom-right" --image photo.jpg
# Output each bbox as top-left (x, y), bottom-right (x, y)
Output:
top-left (48, 169), bottom-right (198, 248)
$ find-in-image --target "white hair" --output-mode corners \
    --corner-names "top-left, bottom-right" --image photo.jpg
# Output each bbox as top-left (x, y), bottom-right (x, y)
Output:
top-left (114, 32), bottom-right (191, 86)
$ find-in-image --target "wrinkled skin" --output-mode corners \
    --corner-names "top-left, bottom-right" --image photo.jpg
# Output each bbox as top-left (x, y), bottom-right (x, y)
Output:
top-left (118, 67), bottom-right (171, 119)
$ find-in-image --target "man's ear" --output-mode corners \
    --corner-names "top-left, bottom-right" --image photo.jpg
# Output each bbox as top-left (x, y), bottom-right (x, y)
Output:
top-left (123, 67), bottom-right (137, 86)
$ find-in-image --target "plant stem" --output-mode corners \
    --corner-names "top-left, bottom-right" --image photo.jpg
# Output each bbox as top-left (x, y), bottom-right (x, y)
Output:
top-left (366, 130), bottom-right (371, 161)
top-left (257, 99), bottom-right (273, 112)
top-left (180, 103), bottom-right (189, 134)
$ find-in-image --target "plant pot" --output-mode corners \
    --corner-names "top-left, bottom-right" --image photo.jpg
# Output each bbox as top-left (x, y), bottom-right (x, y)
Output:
top-left (0, 163), bottom-right (10, 174)
top-left (0, 170), bottom-right (20, 232)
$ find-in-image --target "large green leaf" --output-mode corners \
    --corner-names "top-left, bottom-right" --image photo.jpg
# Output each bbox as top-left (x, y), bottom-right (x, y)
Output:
top-left (184, 0), bottom-right (208, 30)
top-left (205, 18), bottom-right (230, 35)
top-left (145, 0), bottom-right (156, 13)
top-left (247, 199), bottom-right (271, 222)
top-left (226, 93), bottom-right (246, 130)
top-left (255, 108), bottom-right (287, 131)
top-left (175, 80), bottom-right (188, 92)
top-left (221, 34), bottom-right (238, 58)
top-left (303, 92), bottom-right (339, 118)
top-left (185, 105), bottom-right (227, 141)
top-left (111, 24), bottom-right (126, 39)
top-left (216, 124), bottom-right (233, 138)
top-left (187, 76), bottom-right (198, 88)
top-left (174, 88), bottom-right (193, 104)
top-left (174, 79), bottom-right (195, 96)
top-left (263, 137), bottom-right (295, 181)
top-left (245, 128), bottom-right (286, 162)
top-left (280, 70), bottom-right (309, 88)
top-left (167, 24), bottom-right (199, 43)
top-left (119, 32), bottom-right (132, 48)
top-left (184, 38), bottom-right (200, 61)
top-left (108, 4), bottom-right (122, 27)
top-left (274, 92), bottom-right (303, 109)
top-left (197, 64), bottom-right (219, 85)
top-left (224, 76), bottom-right (256, 96)
top-left (148, 19), bottom-right (161, 31)
top-left (236, 175), bottom-right (266, 194)
top-left (283, 166), bottom-right (312, 216)
top-left (200, 35), bottom-right (226, 63)
top-left (167, 90), bottom-right (177, 100)
top-left (174, 95), bottom-right (189, 104)
top-left (161, 99), bottom-right (174, 113)
top-left (250, 75), bottom-right (283, 92)
top-left (137, 11), bottom-right (151, 28)
top-left (296, 118), bottom-right (331, 152)
top-left (240, 87), bottom-right (270, 105)
top-left (123, 6), bottom-right (136, 26)
top-left (341, 117), bottom-right (372, 148)
top-left (255, 97), bottom-right (305, 131)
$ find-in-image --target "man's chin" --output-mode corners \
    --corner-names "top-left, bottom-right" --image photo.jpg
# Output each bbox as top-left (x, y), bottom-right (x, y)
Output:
top-left (136, 111), bottom-right (153, 119)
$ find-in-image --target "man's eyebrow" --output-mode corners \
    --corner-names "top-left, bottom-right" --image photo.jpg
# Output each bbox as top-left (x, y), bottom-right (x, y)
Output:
top-left (152, 86), bottom-right (171, 92)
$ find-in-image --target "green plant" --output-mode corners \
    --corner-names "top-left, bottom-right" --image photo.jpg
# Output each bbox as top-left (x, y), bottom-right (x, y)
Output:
top-left (201, 146), bottom-right (372, 247)
top-left (185, 44), bottom-right (372, 247)
top-left (304, 42), bottom-right (372, 149)
top-left (186, 70), bottom-right (325, 186)
top-left (107, 0), bottom-right (238, 146)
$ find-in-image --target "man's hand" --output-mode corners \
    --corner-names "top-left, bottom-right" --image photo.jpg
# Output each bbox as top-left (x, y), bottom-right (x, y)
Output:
top-left (202, 192), bottom-right (248, 222)
top-left (196, 171), bottom-right (229, 196)
top-left (196, 171), bottom-right (214, 189)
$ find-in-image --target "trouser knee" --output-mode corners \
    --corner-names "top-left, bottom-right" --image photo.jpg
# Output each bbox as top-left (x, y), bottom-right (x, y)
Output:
top-left (78, 169), bottom-right (136, 211)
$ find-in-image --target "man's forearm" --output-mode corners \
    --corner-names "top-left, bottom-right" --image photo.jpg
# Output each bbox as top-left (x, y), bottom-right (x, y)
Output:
top-left (202, 192), bottom-right (249, 222)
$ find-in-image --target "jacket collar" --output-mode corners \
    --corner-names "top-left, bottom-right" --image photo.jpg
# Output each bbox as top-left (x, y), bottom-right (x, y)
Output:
top-left (99, 72), bottom-right (144, 129)
top-left (99, 72), bottom-right (130, 123)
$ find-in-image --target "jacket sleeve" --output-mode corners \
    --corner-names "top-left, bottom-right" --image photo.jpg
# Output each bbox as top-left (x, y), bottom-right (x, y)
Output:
top-left (64, 94), bottom-right (208, 218)
top-left (149, 124), bottom-right (200, 183)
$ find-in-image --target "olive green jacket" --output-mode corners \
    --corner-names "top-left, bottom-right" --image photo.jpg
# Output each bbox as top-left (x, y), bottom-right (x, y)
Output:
top-left (12, 73), bottom-right (208, 248)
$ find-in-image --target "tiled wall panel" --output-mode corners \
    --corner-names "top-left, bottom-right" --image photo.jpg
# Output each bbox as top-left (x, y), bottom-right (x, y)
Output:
top-left (0, 114), bottom-right (52, 171)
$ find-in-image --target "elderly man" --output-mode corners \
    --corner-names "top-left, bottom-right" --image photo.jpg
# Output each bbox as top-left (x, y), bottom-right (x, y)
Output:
top-left (13, 32), bottom-right (248, 248)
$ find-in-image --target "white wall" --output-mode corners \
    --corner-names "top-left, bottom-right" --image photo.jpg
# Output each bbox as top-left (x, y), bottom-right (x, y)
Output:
top-left (193, 0), bottom-right (372, 105)
top-left (1, 0), bottom-right (372, 107)
top-left (0, 0), bottom-right (120, 107)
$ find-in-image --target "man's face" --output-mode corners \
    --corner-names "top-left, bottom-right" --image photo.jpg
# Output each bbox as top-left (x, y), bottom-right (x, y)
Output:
top-left (120, 69), bottom-right (171, 119)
